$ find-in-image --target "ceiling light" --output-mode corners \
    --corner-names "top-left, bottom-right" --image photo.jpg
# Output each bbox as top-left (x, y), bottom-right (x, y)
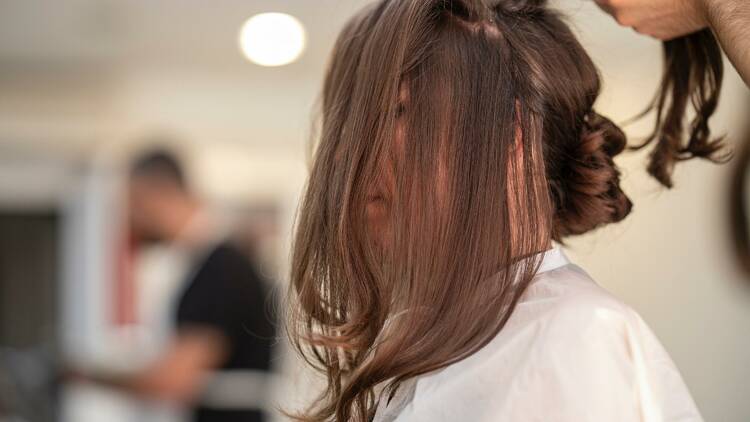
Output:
top-left (238, 13), bottom-right (306, 67)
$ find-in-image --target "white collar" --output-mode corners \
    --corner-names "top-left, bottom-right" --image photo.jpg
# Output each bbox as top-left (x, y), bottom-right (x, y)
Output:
top-left (374, 245), bottom-right (571, 422)
top-left (535, 245), bottom-right (571, 274)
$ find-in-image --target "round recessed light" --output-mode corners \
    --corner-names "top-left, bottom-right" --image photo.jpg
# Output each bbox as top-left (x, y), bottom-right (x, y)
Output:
top-left (238, 13), bottom-right (306, 67)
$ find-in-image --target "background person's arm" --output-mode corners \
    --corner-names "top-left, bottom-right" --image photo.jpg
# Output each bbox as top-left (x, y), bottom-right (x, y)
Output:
top-left (595, 0), bottom-right (750, 86)
top-left (72, 328), bottom-right (227, 404)
top-left (705, 0), bottom-right (750, 86)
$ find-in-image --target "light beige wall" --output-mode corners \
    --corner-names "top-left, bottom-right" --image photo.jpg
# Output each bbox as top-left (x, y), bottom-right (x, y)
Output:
top-left (559, 2), bottom-right (750, 421)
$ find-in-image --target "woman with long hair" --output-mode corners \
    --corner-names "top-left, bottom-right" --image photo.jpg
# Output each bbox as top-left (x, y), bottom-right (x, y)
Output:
top-left (288, 0), bottom-right (722, 420)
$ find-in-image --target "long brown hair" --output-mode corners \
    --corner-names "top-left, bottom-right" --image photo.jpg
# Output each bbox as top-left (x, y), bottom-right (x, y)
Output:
top-left (634, 29), bottom-right (727, 187)
top-left (287, 1), bottom-right (721, 420)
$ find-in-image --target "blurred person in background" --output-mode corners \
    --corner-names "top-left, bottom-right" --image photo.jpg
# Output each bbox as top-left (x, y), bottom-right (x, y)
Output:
top-left (74, 149), bottom-right (276, 422)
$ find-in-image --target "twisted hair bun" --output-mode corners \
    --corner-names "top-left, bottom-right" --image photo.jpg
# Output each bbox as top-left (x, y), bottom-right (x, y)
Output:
top-left (554, 112), bottom-right (633, 237)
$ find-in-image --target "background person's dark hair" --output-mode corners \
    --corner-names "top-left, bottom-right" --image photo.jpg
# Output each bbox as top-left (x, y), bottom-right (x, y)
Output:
top-left (635, 29), bottom-right (728, 188)
top-left (130, 148), bottom-right (187, 190)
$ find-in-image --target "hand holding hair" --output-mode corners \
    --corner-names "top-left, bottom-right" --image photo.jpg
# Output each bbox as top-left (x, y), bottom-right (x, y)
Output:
top-left (593, 0), bottom-right (732, 188)
top-left (595, 0), bottom-right (750, 86)
top-left (594, 0), bottom-right (708, 40)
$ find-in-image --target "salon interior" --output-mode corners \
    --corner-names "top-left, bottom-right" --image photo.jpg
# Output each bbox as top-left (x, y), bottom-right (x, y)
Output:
top-left (0, 1), bottom-right (749, 421)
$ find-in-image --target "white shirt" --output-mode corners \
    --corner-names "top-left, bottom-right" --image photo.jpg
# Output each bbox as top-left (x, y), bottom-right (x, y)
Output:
top-left (374, 247), bottom-right (702, 422)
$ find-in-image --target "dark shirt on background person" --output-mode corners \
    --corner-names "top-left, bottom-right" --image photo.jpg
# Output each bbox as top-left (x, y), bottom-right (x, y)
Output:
top-left (177, 239), bottom-right (276, 422)
top-left (70, 148), bottom-right (278, 421)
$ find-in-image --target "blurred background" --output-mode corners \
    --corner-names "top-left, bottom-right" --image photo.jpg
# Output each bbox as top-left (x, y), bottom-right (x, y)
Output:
top-left (0, 1), bottom-right (748, 421)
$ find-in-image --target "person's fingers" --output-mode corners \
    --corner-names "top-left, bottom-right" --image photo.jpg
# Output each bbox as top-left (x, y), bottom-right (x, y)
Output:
top-left (601, 6), bottom-right (621, 19)
top-left (596, 3), bottom-right (642, 27)
top-left (592, 0), bottom-right (617, 16)
top-left (632, 26), bottom-right (660, 39)
top-left (632, 14), bottom-right (708, 40)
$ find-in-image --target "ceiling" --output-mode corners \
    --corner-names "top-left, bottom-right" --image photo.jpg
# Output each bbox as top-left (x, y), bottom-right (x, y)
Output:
top-left (0, 0), bottom-right (675, 158)
top-left (0, 0), bottom-right (370, 70)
